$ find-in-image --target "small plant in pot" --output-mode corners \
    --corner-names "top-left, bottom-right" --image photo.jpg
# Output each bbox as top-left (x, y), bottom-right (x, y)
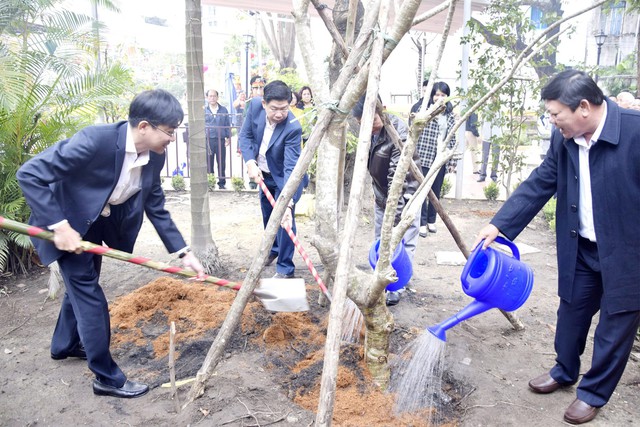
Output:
top-left (232, 177), bottom-right (245, 192)
top-left (483, 181), bottom-right (499, 201)
top-left (171, 175), bottom-right (186, 191)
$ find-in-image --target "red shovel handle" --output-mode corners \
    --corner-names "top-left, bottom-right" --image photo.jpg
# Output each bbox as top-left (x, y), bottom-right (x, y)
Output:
top-left (257, 179), bottom-right (333, 302)
top-left (0, 216), bottom-right (241, 291)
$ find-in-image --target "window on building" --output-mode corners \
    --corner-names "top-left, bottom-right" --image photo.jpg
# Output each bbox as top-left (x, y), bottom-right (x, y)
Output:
top-left (531, 6), bottom-right (547, 30)
top-left (600, 1), bottom-right (626, 36)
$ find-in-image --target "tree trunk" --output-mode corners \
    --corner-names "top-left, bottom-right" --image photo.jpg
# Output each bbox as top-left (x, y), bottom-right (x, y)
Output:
top-left (185, 0), bottom-right (222, 274)
top-left (314, 0), bottom-right (426, 424)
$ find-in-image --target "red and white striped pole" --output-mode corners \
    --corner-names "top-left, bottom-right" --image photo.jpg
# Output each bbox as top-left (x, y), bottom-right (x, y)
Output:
top-left (257, 179), bottom-right (333, 303)
top-left (0, 216), bottom-right (241, 291)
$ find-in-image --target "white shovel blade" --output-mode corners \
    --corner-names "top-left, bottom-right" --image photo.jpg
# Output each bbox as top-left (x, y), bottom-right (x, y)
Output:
top-left (255, 278), bottom-right (309, 312)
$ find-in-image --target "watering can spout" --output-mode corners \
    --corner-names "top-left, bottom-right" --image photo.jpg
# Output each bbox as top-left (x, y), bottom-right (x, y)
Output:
top-left (427, 300), bottom-right (494, 342)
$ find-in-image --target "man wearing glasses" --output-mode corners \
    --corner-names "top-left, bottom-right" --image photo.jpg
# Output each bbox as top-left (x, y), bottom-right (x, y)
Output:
top-left (17, 89), bottom-right (205, 399)
top-left (239, 80), bottom-right (304, 279)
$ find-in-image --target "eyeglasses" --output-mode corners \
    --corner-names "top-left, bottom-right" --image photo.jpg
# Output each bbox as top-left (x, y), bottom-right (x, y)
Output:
top-left (149, 122), bottom-right (176, 138)
top-left (252, 85), bottom-right (264, 90)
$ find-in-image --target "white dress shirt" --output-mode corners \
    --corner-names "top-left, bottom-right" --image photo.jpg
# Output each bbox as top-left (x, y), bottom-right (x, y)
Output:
top-left (257, 116), bottom-right (276, 174)
top-left (573, 102), bottom-right (607, 242)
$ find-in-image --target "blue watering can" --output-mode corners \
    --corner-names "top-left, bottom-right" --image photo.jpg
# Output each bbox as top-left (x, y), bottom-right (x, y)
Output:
top-left (428, 236), bottom-right (534, 342)
top-left (368, 239), bottom-right (412, 292)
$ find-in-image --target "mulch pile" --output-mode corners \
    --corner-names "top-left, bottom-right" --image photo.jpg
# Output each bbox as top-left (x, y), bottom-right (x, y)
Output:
top-left (109, 277), bottom-right (462, 426)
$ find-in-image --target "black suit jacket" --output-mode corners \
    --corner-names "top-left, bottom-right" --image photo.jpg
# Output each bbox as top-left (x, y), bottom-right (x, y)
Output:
top-left (491, 99), bottom-right (640, 314)
top-left (17, 121), bottom-right (186, 265)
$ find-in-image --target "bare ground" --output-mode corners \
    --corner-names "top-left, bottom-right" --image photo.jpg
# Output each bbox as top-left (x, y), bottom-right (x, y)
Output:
top-left (1, 190), bottom-right (639, 426)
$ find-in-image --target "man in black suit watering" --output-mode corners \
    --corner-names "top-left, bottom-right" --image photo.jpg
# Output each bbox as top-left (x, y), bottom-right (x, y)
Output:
top-left (474, 70), bottom-right (640, 424)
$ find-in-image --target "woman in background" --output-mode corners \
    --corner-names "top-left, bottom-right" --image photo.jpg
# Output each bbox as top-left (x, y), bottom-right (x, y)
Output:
top-left (297, 86), bottom-right (315, 110)
top-left (296, 86), bottom-right (316, 145)
top-left (416, 81), bottom-right (457, 236)
top-left (289, 90), bottom-right (304, 119)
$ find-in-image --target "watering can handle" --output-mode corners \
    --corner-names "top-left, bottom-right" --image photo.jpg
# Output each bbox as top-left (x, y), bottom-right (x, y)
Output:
top-left (493, 236), bottom-right (520, 260)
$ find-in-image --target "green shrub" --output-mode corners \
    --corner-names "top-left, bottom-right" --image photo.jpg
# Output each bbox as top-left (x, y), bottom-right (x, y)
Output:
top-left (171, 175), bottom-right (186, 191)
top-left (441, 176), bottom-right (452, 198)
top-left (483, 181), bottom-right (499, 201)
top-left (207, 174), bottom-right (217, 191)
top-left (231, 177), bottom-right (245, 192)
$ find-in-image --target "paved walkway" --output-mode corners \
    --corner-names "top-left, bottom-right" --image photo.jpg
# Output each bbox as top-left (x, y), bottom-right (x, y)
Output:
top-left (446, 144), bottom-right (544, 201)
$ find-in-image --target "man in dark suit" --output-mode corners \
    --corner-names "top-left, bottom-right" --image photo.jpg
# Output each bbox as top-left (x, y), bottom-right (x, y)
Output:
top-left (16, 89), bottom-right (205, 398)
top-left (205, 88), bottom-right (231, 189)
top-left (474, 70), bottom-right (640, 424)
top-left (239, 80), bottom-right (303, 279)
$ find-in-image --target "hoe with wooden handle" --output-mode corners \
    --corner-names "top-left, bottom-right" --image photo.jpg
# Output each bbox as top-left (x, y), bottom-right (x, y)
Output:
top-left (0, 216), bottom-right (309, 312)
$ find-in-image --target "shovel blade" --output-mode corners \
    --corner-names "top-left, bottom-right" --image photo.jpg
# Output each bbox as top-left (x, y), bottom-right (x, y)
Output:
top-left (254, 278), bottom-right (309, 312)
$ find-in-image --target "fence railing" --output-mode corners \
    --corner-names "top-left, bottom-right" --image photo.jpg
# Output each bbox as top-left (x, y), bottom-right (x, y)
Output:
top-left (163, 113), bottom-right (247, 185)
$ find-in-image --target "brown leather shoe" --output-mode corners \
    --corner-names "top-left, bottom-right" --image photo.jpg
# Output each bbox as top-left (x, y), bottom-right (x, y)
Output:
top-left (528, 372), bottom-right (564, 393)
top-left (564, 398), bottom-right (599, 424)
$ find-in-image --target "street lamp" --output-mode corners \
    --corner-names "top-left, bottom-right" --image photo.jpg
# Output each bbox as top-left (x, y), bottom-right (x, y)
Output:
top-left (594, 30), bottom-right (607, 83)
top-left (243, 34), bottom-right (254, 93)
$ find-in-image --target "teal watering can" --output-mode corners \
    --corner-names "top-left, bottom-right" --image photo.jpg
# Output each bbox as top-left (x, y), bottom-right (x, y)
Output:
top-left (428, 236), bottom-right (534, 342)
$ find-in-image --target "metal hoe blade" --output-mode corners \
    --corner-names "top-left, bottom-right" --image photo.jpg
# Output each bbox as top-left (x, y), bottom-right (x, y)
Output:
top-left (255, 278), bottom-right (309, 312)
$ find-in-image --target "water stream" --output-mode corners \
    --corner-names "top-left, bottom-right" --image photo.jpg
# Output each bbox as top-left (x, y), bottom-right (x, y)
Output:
top-left (340, 299), bottom-right (364, 343)
top-left (391, 331), bottom-right (447, 424)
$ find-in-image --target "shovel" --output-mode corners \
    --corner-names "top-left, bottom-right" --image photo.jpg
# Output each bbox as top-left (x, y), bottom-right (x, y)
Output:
top-left (0, 216), bottom-right (309, 312)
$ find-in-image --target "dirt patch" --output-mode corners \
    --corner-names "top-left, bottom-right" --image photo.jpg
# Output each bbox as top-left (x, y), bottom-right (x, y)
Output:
top-left (106, 276), bottom-right (461, 426)
top-left (2, 192), bottom-right (640, 426)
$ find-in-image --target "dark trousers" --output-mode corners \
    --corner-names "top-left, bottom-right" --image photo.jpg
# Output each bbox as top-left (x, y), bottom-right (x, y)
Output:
top-left (259, 172), bottom-right (296, 276)
top-left (550, 237), bottom-right (640, 407)
top-left (207, 138), bottom-right (227, 187)
top-left (479, 140), bottom-right (499, 181)
top-left (52, 215), bottom-right (127, 388)
top-left (420, 165), bottom-right (446, 226)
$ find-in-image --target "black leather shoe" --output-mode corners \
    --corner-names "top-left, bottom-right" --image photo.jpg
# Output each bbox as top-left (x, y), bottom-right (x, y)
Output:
top-left (385, 291), bottom-right (401, 306)
top-left (51, 345), bottom-right (87, 360)
top-left (564, 398), bottom-right (599, 424)
top-left (265, 252), bottom-right (278, 267)
top-left (528, 372), bottom-right (570, 394)
top-left (93, 379), bottom-right (149, 398)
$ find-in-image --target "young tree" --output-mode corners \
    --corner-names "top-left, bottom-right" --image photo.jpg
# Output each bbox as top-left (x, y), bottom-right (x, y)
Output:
top-left (185, 1), bottom-right (610, 423)
top-left (471, 0), bottom-right (564, 79)
top-left (463, 0), bottom-right (544, 196)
